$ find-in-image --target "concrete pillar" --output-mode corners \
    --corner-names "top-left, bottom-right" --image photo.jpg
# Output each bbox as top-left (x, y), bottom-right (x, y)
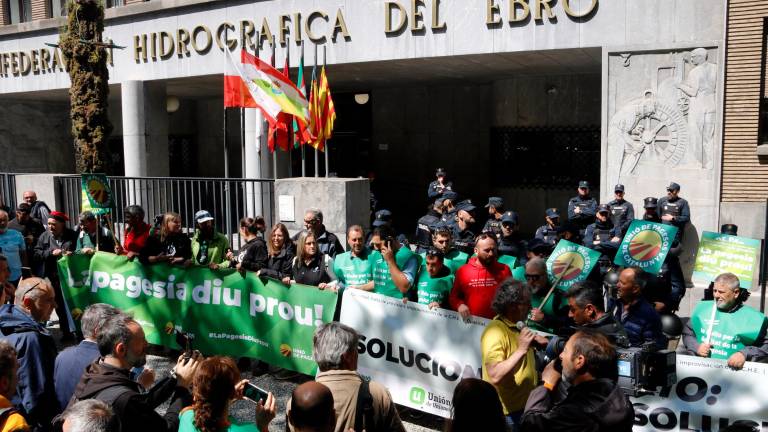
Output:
top-left (146, 82), bottom-right (169, 177)
top-left (243, 108), bottom-right (274, 223)
top-left (121, 80), bottom-right (148, 178)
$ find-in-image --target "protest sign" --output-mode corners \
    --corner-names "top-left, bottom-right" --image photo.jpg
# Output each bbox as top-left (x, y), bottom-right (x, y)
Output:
top-left (339, 289), bottom-right (489, 418)
top-left (693, 231), bottom-right (760, 289)
top-left (58, 252), bottom-right (337, 375)
top-left (546, 240), bottom-right (602, 289)
top-left (81, 174), bottom-right (114, 215)
top-left (614, 220), bottom-right (678, 273)
top-left (631, 356), bottom-right (768, 431)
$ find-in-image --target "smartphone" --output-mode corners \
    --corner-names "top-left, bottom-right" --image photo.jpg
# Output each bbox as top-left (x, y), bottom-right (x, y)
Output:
top-left (242, 382), bottom-right (269, 404)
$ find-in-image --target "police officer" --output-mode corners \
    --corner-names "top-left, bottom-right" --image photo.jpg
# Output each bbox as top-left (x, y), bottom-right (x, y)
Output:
top-left (567, 180), bottom-right (598, 236)
top-left (483, 197), bottom-right (504, 238)
top-left (534, 208), bottom-right (560, 247)
top-left (584, 204), bottom-right (622, 275)
top-left (427, 168), bottom-right (454, 200)
top-left (367, 209), bottom-right (408, 247)
top-left (440, 190), bottom-right (460, 227)
top-left (414, 199), bottom-right (443, 253)
top-left (644, 195), bottom-right (683, 312)
top-left (657, 182), bottom-right (690, 243)
top-left (642, 197), bottom-right (659, 221)
top-left (452, 200), bottom-right (476, 255)
top-left (498, 211), bottom-right (527, 266)
top-left (607, 184), bottom-right (635, 235)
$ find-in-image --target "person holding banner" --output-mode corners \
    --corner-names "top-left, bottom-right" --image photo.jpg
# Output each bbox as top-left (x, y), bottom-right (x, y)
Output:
top-left (242, 223), bottom-right (294, 284)
top-left (481, 279), bottom-right (538, 430)
top-left (415, 249), bottom-right (454, 309)
top-left (333, 226), bottom-right (373, 291)
top-left (683, 273), bottom-right (768, 370)
top-left (75, 211), bottom-right (115, 255)
top-left (191, 210), bottom-right (231, 270)
top-left (424, 224), bottom-right (468, 274)
top-left (231, 217), bottom-right (267, 269)
top-left (450, 233), bottom-right (511, 320)
top-left (115, 205), bottom-right (151, 259)
top-left (140, 212), bottom-right (192, 267)
top-left (291, 231), bottom-right (338, 291)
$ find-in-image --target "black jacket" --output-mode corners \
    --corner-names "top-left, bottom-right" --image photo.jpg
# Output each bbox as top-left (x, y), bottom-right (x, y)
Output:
top-left (521, 378), bottom-right (634, 432)
top-left (69, 360), bottom-right (191, 432)
top-left (238, 237), bottom-right (269, 271)
top-left (33, 229), bottom-right (77, 279)
top-left (139, 232), bottom-right (192, 264)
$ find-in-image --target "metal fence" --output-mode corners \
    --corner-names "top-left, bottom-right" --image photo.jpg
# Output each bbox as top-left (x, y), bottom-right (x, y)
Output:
top-left (0, 173), bottom-right (16, 209)
top-left (55, 176), bottom-right (275, 250)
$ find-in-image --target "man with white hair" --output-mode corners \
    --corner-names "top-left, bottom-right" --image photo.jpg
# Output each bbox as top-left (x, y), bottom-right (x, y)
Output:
top-left (287, 322), bottom-right (405, 432)
top-left (683, 272), bottom-right (768, 370)
top-left (299, 208), bottom-right (344, 258)
top-left (60, 399), bottom-right (120, 432)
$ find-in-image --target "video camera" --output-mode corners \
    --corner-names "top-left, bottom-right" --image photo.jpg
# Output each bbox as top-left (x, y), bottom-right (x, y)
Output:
top-left (545, 327), bottom-right (676, 397)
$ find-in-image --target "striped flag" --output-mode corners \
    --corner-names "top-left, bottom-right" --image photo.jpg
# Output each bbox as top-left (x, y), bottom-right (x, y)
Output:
top-left (224, 49), bottom-right (309, 126)
top-left (292, 50), bottom-right (312, 147)
top-left (308, 65), bottom-right (336, 151)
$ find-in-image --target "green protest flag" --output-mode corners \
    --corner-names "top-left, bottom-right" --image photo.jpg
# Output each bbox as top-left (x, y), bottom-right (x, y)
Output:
top-left (693, 231), bottom-right (760, 289)
top-left (613, 220), bottom-right (678, 274)
top-left (545, 240), bottom-right (602, 289)
top-left (81, 174), bottom-right (114, 215)
top-left (58, 252), bottom-right (338, 375)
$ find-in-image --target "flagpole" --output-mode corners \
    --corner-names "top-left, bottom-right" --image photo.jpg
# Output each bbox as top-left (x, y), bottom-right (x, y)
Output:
top-left (271, 35), bottom-right (278, 180)
top-left (301, 40), bottom-right (306, 178)
top-left (314, 43), bottom-right (319, 178)
top-left (323, 45), bottom-right (329, 178)
top-left (223, 25), bottom-right (230, 180)
top-left (286, 35), bottom-right (293, 177)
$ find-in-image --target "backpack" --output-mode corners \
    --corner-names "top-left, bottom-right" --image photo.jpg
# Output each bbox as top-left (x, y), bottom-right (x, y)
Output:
top-left (354, 379), bottom-right (376, 432)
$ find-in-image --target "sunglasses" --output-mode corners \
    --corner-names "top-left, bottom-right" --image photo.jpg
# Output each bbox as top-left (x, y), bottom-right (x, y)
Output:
top-left (525, 274), bottom-right (544, 281)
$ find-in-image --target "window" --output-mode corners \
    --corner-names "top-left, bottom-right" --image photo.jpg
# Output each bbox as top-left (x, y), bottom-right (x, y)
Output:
top-left (105, 0), bottom-right (123, 8)
top-left (49, 0), bottom-right (66, 18)
top-left (760, 18), bottom-right (768, 146)
top-left (6, 0), bottom-right (31, 23)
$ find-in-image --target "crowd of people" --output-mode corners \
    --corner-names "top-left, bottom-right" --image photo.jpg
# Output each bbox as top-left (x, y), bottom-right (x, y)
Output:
top-left (0, 175), bottom-right (764, 432)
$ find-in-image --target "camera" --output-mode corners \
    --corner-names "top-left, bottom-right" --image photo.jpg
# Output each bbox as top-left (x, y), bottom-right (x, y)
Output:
top-left (545, 328), bottom-right (676, 397)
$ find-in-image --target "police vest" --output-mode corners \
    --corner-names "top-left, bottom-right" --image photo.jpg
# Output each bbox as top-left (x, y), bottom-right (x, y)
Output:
top-left (538, 226), bottom-right (558, 246)
top-left (594, 228), bottom-right (613, 243)
top-left (333, 251), bottom-right (373, 287)
top-left (690, 301), bottom-right (767, 359)
top-left (484, 219), bottom-right (503, 236)
top-left (610, 201), bottom-right (629, 226)
top-left (416, 272), bottom-right (455, 306)
top-left (372, 248), bottom-right (419, 299)
top-left (661, 200), bottom-right (681, 218)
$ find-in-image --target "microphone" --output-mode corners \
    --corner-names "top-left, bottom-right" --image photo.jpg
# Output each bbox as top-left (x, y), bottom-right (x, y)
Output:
top-left (516, 321), bottom-right (526, 330)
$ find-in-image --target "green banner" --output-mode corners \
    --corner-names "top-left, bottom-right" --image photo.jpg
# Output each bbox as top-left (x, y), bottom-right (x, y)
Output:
top-left (545, 240), bottom-right (602, 289)
top-left (57, 252), bottom-right (338, 375)
top-left (613, 220), bottom-right (678, 274)
top-left (81, 174), bottom-right (114, 215)
top-left (693, 231), bottom-right (760, 289)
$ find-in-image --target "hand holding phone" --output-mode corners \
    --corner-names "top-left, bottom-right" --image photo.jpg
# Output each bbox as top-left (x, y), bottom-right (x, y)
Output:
top-left (240, 381), bottom-right (269, 404)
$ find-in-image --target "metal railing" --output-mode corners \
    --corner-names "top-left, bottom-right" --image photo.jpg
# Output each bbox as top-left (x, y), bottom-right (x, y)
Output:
top-left (55, 176), bottom-right (275, 250)
top-left (0, 174), bottom-right (17, 209)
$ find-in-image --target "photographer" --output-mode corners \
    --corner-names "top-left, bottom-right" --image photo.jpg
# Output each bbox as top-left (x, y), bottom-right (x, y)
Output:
top-left (520, 331), bottom-right (634, 432)
top-left (69, 314), bottom-right (201, 432)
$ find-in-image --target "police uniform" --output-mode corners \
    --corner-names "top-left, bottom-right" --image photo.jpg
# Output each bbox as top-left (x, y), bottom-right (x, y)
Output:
top-left (482, 197), bottom-right (504, 238)
top-left (534, 208), bottom-right (560, 247)
top-left (497, 211), bottom-right (526, 264)
top-left (645, 195), bottom-right (684, 312)
top-left (452, 200), bottom-right (477, 255)
top-left (607, 184), bottom-right (635, 235)
top-left (657, 183), bottom-right (690, 243)
top-left (427, 168), bottom-right (454, 200)
top-left (567, 181), bottom-right (597, 235)
top-left (415, 204), bottom-right (442, 253)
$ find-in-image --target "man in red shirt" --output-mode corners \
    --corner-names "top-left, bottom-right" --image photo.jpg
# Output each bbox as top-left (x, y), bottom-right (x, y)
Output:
top-left (115, 205), bottom-right (151, 259)
top-left (450, 233), bottom-right (512, 319)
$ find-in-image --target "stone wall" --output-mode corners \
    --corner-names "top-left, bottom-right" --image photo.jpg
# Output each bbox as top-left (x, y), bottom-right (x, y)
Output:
top-left (0, 100), bottom-right (74, 173)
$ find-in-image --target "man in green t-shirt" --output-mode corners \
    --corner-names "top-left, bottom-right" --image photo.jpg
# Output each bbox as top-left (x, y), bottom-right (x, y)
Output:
top-left (525, 258), bottom-right (568, 334)
top-left (683, 272), bottom-right (768, 369)
top-left (415, 250), bottom-right (454, 309)
top-left (370, 225), bottom-right (419, 299)
top-left (333, 225), bottom-right (374, 291)
top-left (423, 225), bottom-right (468, 274)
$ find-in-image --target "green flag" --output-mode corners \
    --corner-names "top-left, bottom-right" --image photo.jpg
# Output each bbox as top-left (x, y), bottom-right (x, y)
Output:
top-left (81, 174), bottom-right (114, 215)
top-left (613, 220), bottom-right (678, 274)
top-left (58, 252), bottom-right (338, 375)
top-left (546, 240), bottom-right (602, 289)
top-left (693, 231), bottom-right (760, 289)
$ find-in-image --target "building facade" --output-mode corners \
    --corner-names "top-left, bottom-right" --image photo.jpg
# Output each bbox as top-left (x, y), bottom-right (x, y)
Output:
top-left (2, 0), bottom-right (759, 252)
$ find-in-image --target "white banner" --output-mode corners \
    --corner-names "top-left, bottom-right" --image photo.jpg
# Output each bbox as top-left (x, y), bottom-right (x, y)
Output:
top-left (631, 356), bottom-right (768, 431)
top-left (339, 289), bottom-right (489, 418)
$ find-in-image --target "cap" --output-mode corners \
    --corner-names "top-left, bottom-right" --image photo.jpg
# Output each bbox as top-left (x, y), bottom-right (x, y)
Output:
top-left (721, 224), bottom-right (738, 236)
top-left (50, 211), bottom-right (69, 222)
top-left (545, 208), bottom-right (560, 218)
top-left (455, 200), bottom-right (476, 213)
top-left (643, 197), bottom-right (658, 209)
top-left (442, 191), bottom-right (459, 202)
top-left (194, 210), bottom-right (214, 224)
top-left (485, 197), bottom-right (504, 209)
top-left (527, 238), bottom-right (553, 254)
top-left (500, 211), bottom-right (518, 224)
top-left (15, 203), bottom-right (30, 212)
top-left (614, 184), bottom-right (625, 193)
top-left (578, 180), bottom-right (590, 189)
top-left (435, 168), bottom-right (447, 177)
top-left (373, 209), bottom-right (392, 227)
top-left (667, 182), bottom-right (681, 191)
top-left (597, 204), bottom-right (611, 214)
